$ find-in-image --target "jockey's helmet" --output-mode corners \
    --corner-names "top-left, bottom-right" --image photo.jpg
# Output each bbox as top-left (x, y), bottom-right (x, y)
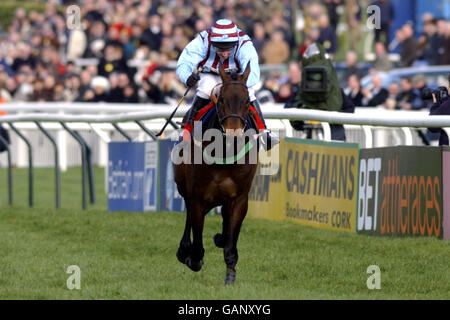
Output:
top-left (210, 19), bottom-right (238, 51)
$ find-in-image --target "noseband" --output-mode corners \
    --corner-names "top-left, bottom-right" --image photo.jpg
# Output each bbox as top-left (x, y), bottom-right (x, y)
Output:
top-left (215, 81), bottom-right (250, 133)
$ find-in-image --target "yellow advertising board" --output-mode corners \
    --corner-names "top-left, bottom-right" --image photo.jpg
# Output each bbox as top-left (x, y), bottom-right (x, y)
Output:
top-left (283, 138), bottom-right (359, 232)
top-left (248, 140), bottom-right (285, 221)
top-left (248, 138), bottom-right (359, 233)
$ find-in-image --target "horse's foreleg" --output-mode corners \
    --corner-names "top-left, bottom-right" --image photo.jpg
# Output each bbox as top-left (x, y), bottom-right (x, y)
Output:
top-left (176, 200), bottom-right (192, 265)
top-left (223, 196), bottom-right (248, 285)
top-left (186, 202), bottom-right (206, 272)
top-left (214, 204), bottom-right (229, 248)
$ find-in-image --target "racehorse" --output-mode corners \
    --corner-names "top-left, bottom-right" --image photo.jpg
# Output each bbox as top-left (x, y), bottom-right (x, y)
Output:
top-left (173, 63), bottom-right (258, 285)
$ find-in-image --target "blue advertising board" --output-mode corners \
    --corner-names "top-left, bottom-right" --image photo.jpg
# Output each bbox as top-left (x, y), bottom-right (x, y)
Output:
top-left (159, 139), bottom-right (186, 212)
top-left (108, 141), bottom-right (158, 212)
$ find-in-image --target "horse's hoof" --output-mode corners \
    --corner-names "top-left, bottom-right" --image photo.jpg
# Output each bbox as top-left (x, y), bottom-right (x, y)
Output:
top-left (176, 247), bottom-right (189, 264)
top-left (213, 233), bottom-right (224, 248)
top-left (186, 258), bottom-right (204, 272)
top-left (224, 269), bottom-right (236, 285)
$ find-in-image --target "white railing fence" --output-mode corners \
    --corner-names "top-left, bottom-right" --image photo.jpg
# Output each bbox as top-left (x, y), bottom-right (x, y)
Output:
top-left (1, 102), bottom-right (450, 170)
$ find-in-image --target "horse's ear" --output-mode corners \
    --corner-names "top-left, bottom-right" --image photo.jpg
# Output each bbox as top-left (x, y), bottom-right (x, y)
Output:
top-left (218, 63), bottom-right (230, 81)
top-left (239, 62), bottom-right (251, 83)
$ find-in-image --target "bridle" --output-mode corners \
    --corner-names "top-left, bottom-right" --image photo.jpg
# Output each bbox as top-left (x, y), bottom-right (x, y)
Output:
top-left (212, 80), bottom-right (250, 133)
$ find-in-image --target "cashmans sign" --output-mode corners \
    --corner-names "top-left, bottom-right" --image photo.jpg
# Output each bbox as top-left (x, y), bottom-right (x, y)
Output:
top-left (248, 138), bottom-right (359, 233)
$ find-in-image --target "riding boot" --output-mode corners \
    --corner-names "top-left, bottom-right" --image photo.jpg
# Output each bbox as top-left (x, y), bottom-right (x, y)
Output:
top-left (251, 100), bottom-right (280, 151)
top-left (186, 96), bottom-right (210, 126)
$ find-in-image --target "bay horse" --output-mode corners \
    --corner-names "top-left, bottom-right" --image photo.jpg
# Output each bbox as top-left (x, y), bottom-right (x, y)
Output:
top-left (173, 63), bottom-right (258, 285)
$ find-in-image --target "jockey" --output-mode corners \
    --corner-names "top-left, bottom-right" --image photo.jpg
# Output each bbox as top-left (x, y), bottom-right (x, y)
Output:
top-left (176, 18), bottom-right (279, 150)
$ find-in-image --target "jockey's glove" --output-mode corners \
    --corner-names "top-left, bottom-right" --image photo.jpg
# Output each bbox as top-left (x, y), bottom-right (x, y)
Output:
top-left (186, 72), bottom-right (200, 87)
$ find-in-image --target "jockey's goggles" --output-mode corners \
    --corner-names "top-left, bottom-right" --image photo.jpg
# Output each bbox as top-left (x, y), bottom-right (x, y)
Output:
top-left (212, 41), bottom-right (237, 52)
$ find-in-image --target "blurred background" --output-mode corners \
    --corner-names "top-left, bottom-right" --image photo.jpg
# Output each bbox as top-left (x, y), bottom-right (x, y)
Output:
top-left (0, 0), bottom-right (448, 110)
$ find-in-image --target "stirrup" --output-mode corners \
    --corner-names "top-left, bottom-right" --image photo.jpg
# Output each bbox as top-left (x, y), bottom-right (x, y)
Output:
top-left (259, 130), bottom-right (280, 151)
top-left (176, 121), bottom-right (187, 128)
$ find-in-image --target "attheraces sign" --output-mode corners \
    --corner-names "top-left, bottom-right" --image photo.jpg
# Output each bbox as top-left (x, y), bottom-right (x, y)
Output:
top-left (358, 147), bottom-right (443, 238)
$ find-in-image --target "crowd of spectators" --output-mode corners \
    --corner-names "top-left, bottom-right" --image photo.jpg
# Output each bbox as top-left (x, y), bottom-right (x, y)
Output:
top-left (339, 2), bottom-right (450, 111)
top-left (1, 0), bottom-right (305, 105)
top-left (0, 0), bottom-right (448, 111)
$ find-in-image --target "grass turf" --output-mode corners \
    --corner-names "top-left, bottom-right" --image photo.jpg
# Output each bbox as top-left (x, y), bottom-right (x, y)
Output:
top-left (0, 167), bottom-right (448, 299)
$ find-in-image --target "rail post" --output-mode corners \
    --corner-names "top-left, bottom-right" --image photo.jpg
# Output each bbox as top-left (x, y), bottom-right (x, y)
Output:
top-left (8, 123), bottom-right (33, 207)
top-left (35, 122), bottom-right (60, 209)
top-left (0, 129), bottom-right (12, 205)
top-left (59, 122), bottom-right (88, 210)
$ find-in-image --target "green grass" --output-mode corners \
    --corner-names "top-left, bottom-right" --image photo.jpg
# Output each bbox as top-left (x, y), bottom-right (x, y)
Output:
top-left (0, 167), bottom-right (449, 299)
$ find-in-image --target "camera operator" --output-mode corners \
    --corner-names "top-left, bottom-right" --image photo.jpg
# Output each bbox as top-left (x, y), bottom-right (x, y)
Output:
top-left (428, 75), bottom-right (450, 146)
top-left (284, 43), bottom-right (355, 142)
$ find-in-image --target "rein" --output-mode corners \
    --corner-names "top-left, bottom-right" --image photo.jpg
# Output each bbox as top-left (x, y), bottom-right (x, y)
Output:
top-left (201, 80), bottom-right (255, 165)
top-left (203, 140), bottom-right (255, 165)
